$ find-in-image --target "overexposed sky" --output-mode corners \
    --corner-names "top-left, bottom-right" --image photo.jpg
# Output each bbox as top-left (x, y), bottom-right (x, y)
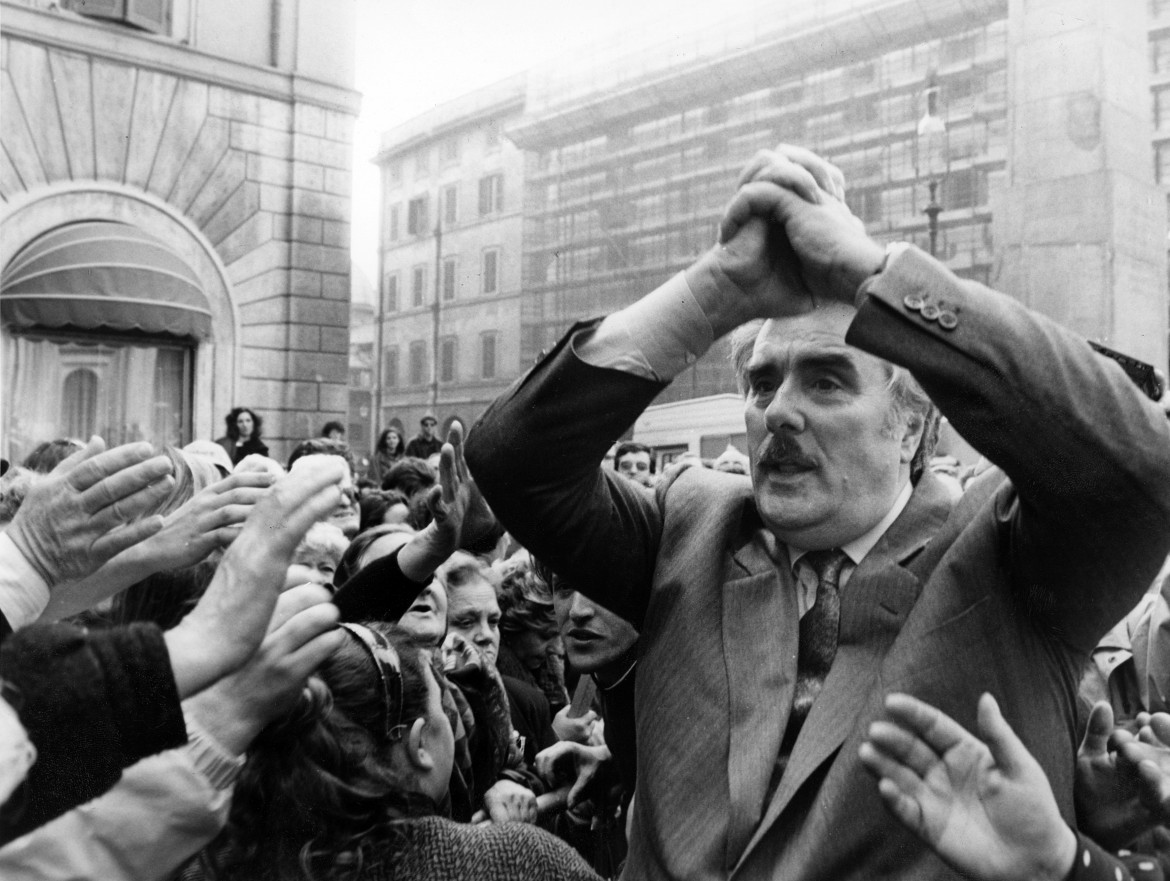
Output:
top-left (349, 0), bottom-right (780, 285)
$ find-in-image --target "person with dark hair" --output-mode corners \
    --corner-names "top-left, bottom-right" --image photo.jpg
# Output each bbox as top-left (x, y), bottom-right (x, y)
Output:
top-left (368, 427), bottom-right (406, 486)
top-left (286, 439), bottom-right (360, 539)
top-left (465, 144), bottom-right (1170, 880)
top-left (206, 624), bottom-right (600, 881)
top-left (358, 489), bottom-right (411, 534)
top-left (496, 557), bottom-right (568, 716)
top-left (612, 441), bottom-right (654, 488)
top-left (320, 421), bottom-right (346, 442)
top-left (405, 413), bottom-right (443, 461)
top-left (21, 439), bottom-right (83, 474)
top-left (214, 408), bottom-right (268, 467)
top-left (381, 456), bottom-right (435, 496)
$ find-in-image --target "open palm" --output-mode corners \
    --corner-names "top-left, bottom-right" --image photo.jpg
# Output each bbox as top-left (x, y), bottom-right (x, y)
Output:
top-left (860, 692), bottom-right (1076, 881)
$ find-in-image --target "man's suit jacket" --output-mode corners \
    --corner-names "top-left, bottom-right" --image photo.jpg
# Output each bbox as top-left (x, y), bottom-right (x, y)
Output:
top-left (466, 247), bottom-right (1170, 880)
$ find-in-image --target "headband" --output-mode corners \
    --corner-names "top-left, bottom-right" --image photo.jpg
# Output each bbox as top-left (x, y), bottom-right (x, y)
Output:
top-left (338, 623), bottom-right (405, 741)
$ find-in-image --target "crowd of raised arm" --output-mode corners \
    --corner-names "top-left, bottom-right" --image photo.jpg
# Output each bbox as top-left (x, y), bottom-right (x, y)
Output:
top-left (4, 143), bottom-right (1170, 881)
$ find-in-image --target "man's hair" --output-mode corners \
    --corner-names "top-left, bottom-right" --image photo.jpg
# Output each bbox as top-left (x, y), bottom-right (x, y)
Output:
top-left (287, 437), bottom-right (356, 475)
top-left (614, 441), bottom-right (653, 472)
top-left (729, 319), bottom-right (939, 482)
top-left (381, 457), bottom-right (435, 495)
top-left (321, 420), bottom-right (345, 437)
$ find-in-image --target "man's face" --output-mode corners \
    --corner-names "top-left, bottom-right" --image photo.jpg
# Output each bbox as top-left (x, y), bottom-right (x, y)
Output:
top-left (326, 428), bottom-right (344, 442)
top-left (328, 470), bottom-right (360, 538)
top-left (421, 419), bottom-right (437, 439)
top-left (743, 304), bottom-right (920, 550)
top-left (446, 577), bottom-right (501, 668)
top-left (616, 451), bottom-right (653, 487)
top-left (554, 587), bottom-right (638, 674)
top-left (236, 411), bottom-right (254, 437)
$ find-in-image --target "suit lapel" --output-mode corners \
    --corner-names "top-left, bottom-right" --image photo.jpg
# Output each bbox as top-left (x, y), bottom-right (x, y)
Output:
top-left (721, 516), bottom-right (798, 867)
top-left (732, 473), bottom-right (953, 873)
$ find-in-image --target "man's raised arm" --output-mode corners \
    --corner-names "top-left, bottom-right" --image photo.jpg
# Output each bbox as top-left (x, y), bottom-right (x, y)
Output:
top-left (464, 157), bottom-right (837, 626)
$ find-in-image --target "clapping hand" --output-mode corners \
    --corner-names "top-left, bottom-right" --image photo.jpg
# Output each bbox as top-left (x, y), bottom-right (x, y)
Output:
top-left (859, 692), bottom-right (1077, 881)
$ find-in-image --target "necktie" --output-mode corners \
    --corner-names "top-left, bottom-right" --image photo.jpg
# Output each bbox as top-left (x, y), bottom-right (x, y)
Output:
top-left (770, 548), bottom-right (849, 791)
top-left (790, 549), bottom-right (848, 734)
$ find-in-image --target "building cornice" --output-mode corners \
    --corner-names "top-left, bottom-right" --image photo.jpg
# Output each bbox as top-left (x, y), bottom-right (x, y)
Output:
top-left (374, 74), bottom-right (527, 164)
top-left (1, 2), bottom-right (361, 115)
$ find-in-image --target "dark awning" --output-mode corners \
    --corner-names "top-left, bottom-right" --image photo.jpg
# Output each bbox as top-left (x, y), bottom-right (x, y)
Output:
top-left (1, 220), bottom-right (211, 340)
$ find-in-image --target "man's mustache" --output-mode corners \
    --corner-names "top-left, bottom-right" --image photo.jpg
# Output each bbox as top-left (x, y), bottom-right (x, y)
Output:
top-left (756, 436), bottom-right (818, 470)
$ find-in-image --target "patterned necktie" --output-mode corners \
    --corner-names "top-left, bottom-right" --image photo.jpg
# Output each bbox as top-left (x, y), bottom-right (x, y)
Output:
top-left (790, 548), bottom-right (848, 733)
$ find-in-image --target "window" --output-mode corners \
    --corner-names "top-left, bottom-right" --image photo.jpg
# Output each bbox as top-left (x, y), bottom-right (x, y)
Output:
top-left (478, 174), bottom-right (503, 216)
top-left (440, 137), bottom-right (460, 165)
top-left (1156, 88), bottom-right (1170, 131)
top-left (384, 272), bottom-right (399, 312)
top-left (4, 334), bottom-right (192, 456)
top-left (383, 346), bottom-right (399, 387)
top-left (442, 257), bottom-right (457, 301)
top-left (482, 248), bottom-right (499, 294)
top-left (407, 196), bottom-right (429, 236)
top-left (442, 184), bottom-right (458, 226)
top-left (409, 341), bottom-right (427, 386)
top-left (413, 149), bottom-right (430, 179)
top-left (389, 204), bottom-right (400, 242)
top-left (481, 333), bottom-right (497, 380)
top-left (63, 0), bottom-right (171, 34)
top-left (440, 337), bottom-right (457, 383)
top-left (484, 120), bottom-right (501, 152)
top-left (412, 264), bottom-right (427, 307)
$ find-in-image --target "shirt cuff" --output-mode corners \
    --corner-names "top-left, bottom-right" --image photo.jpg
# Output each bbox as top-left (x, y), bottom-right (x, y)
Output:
top-left (576, 271), bottom-right (714, 382)
top-left (0, 532), bottom-right (50, 630)
top-left (182, 708), bottom-right (245, 791)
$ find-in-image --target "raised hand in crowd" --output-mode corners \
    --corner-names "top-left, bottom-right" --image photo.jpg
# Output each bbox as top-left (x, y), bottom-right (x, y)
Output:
top-left (163, 454), bottom-right (345, 698)
top-left (40, 470), bottom-right (276, 622)
top-left (398, 420), bottom-right (500, 583)
top-left (551, 705), bottom-right (599, 745)
top-left (859, 692), bottom-right (1076, 881)
top-left (184, 582), bottom-right (343, 754)
top-left (535, 740), bottom-right (612, 810)
top-left (472, 778), bottom-right (539, 825)
top-left (1076, 700), bottom-right (1170, 852)
top-left (4, 437), bottom-right (174, 589)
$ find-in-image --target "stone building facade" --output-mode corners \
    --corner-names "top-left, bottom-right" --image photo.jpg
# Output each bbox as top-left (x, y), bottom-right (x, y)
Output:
top-left (0, 0), bottom-right (359, 464)
top-left (370, 75), bottom-right (526, 438)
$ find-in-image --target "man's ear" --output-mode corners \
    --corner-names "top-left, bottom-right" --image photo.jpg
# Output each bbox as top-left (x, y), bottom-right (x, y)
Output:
top-left (405, 717), bottom-right (435, 772)
top-left (899, 412), bottom-right (926, 466)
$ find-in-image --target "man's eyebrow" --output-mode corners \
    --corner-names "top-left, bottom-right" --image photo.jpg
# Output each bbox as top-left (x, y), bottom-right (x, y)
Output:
top-left (745, 350), bottom-right (859, 381)
top-left (795, 351), bottom-right (860, 377)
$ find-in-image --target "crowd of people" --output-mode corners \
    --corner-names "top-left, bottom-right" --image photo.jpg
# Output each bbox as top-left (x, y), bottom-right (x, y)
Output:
top-left (3, 144), bottom-right (1170, 881)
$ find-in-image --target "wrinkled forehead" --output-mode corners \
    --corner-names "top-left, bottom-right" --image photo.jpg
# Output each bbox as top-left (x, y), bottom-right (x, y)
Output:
top-left (447, 577), bottom-right (500, 615)
top-left (751, 306), bottom-right (890, 377)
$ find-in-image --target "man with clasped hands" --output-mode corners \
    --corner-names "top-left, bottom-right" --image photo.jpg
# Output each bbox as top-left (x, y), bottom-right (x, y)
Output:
top-left (465, 145), bottom-right (1170, 880)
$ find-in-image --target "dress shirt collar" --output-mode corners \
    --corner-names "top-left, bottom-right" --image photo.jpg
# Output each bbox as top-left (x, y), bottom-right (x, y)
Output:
top-left (787, 479), bottom-right (914, 572)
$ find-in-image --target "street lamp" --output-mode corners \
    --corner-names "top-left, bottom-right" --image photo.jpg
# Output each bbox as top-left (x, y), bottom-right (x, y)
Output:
top-left (916, 77), bottom-right (947, 258)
